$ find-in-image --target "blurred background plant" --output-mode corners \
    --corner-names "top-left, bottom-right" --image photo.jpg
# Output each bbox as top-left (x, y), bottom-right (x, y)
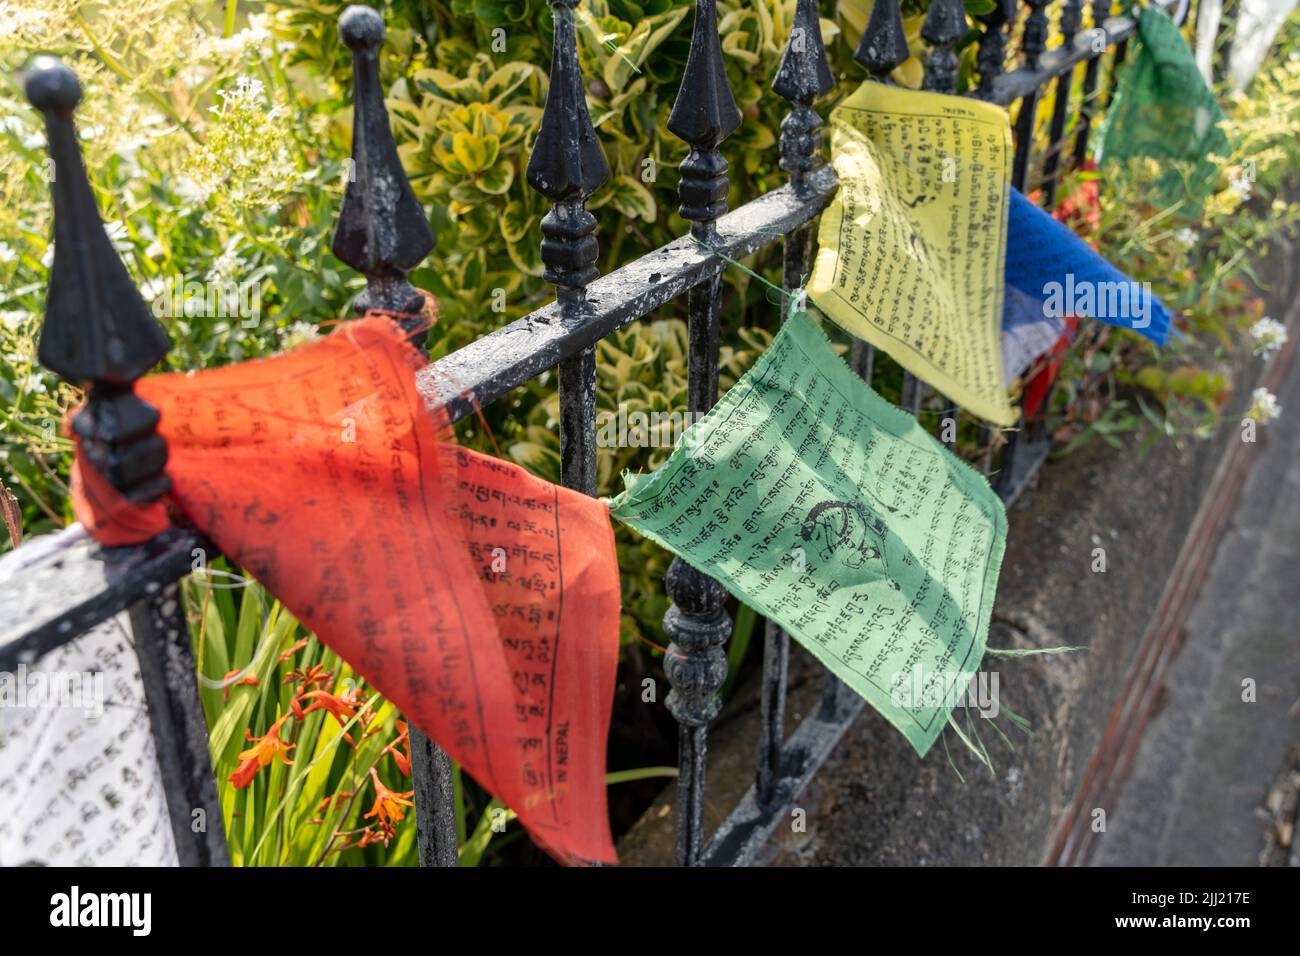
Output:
top-left (185, 561), bottom-right (421, 865)
top-left (1036, 13), bottom-right (1300, 456)
top-left (1, 0), bottom-right (1297, 863)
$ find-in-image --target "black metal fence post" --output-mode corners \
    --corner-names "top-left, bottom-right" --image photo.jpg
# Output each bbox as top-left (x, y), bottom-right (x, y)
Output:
top-left (331, 4), bottom-right (456, 868)
top-left (332, 6), bottom-right (436, 330)
top-left (526, 0), bottom-right (610, 496)
top-left (130, 584), bottom-right (231, 865)
top-left (662, 0), bottom-right (741, 866)
top-left (1012, 0), bottom-right (1051, 192)
top-left (976, 0), bottom-right (1018, 99)
top-left (855, 0), bottom-right (911, 80)
top-left (854, 0), bottom-right (925, 415)
top-left (24, 55), bottom-right (228, 866)
top-left (974, 0), bottom-right (1017, 475)
top-left (759, 0), bottom-right (835, 810)
top-left (851, 0), bottom-right (912, 385)
top-left (1073, 0), bottom-right (1114, 164)
top-left (919, 0), bottom-right (965, 432)
top-left (922, 0), bottom-right (968, 92)
top-left (1041, 0), bottom-right (1085, 206)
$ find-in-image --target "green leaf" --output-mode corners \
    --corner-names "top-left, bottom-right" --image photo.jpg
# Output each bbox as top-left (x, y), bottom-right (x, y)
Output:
top-left (483, 62), bottom-right (538, 105)
top-left (476, 160), bottom-right (515, 195)
top-left (606, 174), bottom-right (657, 222)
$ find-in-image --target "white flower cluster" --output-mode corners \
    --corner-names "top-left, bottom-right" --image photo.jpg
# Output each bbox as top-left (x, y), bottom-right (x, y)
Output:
top-left (207, 243), bottom-right (248, 285)
top-left (212, 76), bottom-right (272, 117)
top-left (1248, 316), bottom-right (1287, 357)
top-left (1247, 387), bottom-right (1282, 424)
top-left (204, 17), bottom-right (271, 59)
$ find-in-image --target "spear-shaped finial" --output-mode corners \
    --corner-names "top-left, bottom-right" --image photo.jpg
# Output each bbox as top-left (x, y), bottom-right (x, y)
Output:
top-left (922, 0), bottom-right (969, 92)
top-left (332, 5), bottom-right (435, 325)
top-left (26, 56), bottom-right (171, 503)
top-left (27, 57), bottom-right (169, 386)
top-left (668, 0), bottom-right (742, 238)
top-left (772, 0), bottom-right (835, 190)
top-left (854, 0), bottom-right (910, 81)
top-left (525, 0), bottom-right (610, 301)
top-left (1021, 0), bottom-right (1052, 71)
top-left (976, 0), bottom-right (1018, 98)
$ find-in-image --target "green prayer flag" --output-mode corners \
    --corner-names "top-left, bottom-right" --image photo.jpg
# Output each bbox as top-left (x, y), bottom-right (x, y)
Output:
top-left (1095, 7), bottom-right (1231, 211)
top-left (609, 308), bottom-right (1007, 756)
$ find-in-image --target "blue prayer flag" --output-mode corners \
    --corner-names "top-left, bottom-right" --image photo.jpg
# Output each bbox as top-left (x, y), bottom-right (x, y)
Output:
top-left (1004, 187), bottom-right (1171, 346)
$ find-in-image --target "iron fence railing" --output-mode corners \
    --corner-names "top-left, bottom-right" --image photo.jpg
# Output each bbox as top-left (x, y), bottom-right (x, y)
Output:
top-left (0, 0), bottom-right (1192, 867)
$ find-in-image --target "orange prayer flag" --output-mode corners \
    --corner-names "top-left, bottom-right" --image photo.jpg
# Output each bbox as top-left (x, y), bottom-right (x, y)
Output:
top-left (71, 316), bottom-right (621, 864)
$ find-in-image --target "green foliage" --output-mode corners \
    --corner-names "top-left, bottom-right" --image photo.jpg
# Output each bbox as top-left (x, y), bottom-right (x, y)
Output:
top-left (1039, 17), bottom-right (1300, 454)
top-left (185, 562), bottom-right (422, 865)
top-left (1, 0), bottom-right (1297, 865)
top-left (0, 2), bottom-right (360, 537)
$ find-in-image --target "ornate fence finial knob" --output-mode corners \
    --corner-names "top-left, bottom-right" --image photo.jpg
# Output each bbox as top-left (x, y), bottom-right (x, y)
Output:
top-left (526, 0), bottom-right (609, 303)
top-left (976, 0), bottom-right (1018, 98)
top-left (1061, 0), bottom-right (1084, 45)
top-left (772, 0), bottom-right (834, 190)
top-left (332, 5), bottom-right (435, 327)
top-left (922, 0), bottom-right (968, 92)
top-left (663, 559), bottom-right (732, 728)
top-left (1021, 0), bottom-right (1051, 70)
top-left (854, 0), bottom-right (910, 81)
top-left (668, 0), bottom-right (742, 239)
top-left (26, 55), bottom-right (172, 504)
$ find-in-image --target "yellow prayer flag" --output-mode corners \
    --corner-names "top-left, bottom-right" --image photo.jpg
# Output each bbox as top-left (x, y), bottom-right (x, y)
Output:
top-left (809, 81), bottom-right (1016, 426)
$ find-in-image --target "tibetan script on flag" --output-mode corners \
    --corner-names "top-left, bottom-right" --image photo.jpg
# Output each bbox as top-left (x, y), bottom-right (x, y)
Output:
top-left (809, 80), bottom-right (1015, 426)
top-left (611, 307), bottom-right (1006, 756)
top-left (70, 316), bottom-right (620, 864)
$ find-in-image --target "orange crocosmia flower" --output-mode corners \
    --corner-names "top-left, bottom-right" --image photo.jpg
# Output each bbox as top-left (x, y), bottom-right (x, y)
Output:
top-left (228, 717), bottom-right (296, 789)
top-left (278, 638), bottom-right (309, 664)
top-left (387, 721), bottom-right (412, 776)
top-left (302, 689), bottom-right (366, 744)
top-left (283, 663), bottom-right (332, 692)
top-left (391, 750), bottom-right (410, 776)
top-left (221, 670), bottom-right (259, 701)
top-left (336, 826), bottom-right (383, 850)
top-left (364, 768), bottom-right (415, 829)
top-left (354, 825), bottom-right (393, 849)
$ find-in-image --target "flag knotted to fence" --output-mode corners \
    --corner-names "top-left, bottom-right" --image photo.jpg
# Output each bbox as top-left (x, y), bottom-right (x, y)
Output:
top-left (1095, 6), bottom-right (1231, 211)
top-left (1005, 186), bottom-right (1173, 347)
top-left (71, 315), bottom-right (621, 865)
top-left (611, 304), bottom-right (1007, 756)
top-left (808, 80), bottom-right (1017, 427)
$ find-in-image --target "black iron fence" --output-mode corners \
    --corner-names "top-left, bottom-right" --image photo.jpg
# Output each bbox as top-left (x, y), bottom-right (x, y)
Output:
top-left (0, 0), bottom-right (1194, 867)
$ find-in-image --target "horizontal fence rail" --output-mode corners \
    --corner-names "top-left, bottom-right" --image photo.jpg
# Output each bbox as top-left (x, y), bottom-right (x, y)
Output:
top-left (419, 164), bottom-right (839, 425)
top-left (0, 0), bottom-right (1193, 867)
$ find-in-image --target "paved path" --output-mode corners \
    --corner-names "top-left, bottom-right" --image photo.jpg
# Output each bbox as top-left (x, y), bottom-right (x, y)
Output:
top-left (1091, 342), bottom-right (1300, 866)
